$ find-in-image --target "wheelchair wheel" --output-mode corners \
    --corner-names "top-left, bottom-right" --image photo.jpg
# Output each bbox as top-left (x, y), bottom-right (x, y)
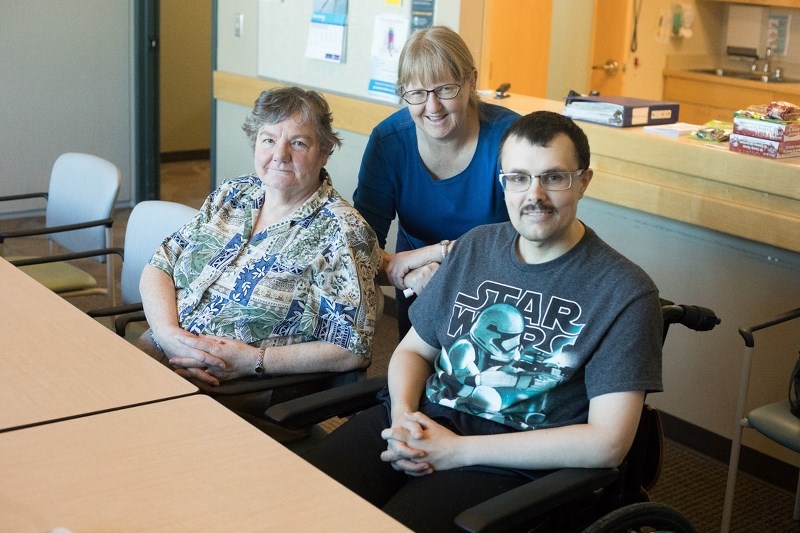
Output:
top-left (582, 502), bottom-right (695, 533)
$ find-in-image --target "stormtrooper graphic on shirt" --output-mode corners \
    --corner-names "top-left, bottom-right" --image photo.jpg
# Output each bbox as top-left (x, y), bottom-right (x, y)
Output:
top-left (427, 284), bottom-right (585, 430)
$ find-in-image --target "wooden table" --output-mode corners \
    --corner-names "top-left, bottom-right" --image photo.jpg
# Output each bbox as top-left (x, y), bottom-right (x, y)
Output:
top-left (0, 395), bottom-right (407, 532)
top-left (0, 256), bottom-right (196, 431)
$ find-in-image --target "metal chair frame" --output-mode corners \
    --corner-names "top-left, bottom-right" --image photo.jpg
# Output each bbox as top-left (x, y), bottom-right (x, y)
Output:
top-left (721, 307), bottom-right (800, 533)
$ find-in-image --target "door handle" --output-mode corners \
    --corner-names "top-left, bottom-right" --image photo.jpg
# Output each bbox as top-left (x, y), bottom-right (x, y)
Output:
top-left (592, 60), bottom-right (619, 75)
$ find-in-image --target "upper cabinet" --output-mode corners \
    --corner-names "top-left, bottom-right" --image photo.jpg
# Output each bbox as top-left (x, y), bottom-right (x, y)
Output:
top-left (703, 0), bottom-right (800, 8)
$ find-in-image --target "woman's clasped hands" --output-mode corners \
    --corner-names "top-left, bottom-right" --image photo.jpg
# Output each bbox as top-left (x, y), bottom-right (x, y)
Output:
top-left (154, 326), bottom-right (258, 386)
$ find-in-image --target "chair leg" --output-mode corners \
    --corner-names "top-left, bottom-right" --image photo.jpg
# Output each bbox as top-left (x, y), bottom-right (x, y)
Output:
top-left (794, 470), bottom-right (800, 521)
top-left (104, 225), bottom-right (117, 307)
top-left (721, 422), bottom-right (743, 533)
top-left (105, 253), bottom-right (117, 307)
top-left (722, 344), bottom-right (756, 533)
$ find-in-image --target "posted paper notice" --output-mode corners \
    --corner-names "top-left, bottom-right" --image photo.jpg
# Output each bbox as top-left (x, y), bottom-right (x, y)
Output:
top-left (305, 0), bottom-right (348, 63)
top-left (367, 14), bottom-right (409, 103)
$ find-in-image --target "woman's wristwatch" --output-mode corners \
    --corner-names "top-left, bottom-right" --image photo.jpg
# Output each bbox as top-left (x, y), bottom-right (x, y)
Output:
top-left (255, 344), bottom-right (267, 378)
top-left (150, 329), bottom-right (164, 354)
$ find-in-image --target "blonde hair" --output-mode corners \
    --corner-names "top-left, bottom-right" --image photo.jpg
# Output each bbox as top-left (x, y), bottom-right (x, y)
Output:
top-left (396, 26), bottom-right (478, 110)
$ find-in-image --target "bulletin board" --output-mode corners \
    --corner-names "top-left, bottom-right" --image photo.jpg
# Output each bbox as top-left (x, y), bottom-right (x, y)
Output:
top-left (257, 0), bottom-right (413, 101)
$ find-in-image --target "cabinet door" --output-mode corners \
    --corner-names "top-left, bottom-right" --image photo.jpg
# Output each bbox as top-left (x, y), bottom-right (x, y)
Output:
top-left (677, 102), bottom-right (732, 124)
top-left (773, 92), bottom-right (800, 105)
top-left (663, 76), bottom-right (774, 123)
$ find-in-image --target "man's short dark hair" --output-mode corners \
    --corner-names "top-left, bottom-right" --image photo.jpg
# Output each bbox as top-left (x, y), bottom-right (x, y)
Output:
top-left (499, 111), bottom-right (591, 170)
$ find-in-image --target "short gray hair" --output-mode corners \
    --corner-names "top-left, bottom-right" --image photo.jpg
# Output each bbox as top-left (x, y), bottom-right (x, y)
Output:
top-left (242, 86), bottom-right (342, 154)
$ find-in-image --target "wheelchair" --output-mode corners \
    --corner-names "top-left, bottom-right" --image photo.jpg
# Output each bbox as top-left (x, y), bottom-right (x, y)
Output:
top-left (265, 300), bottom-right (721, 532)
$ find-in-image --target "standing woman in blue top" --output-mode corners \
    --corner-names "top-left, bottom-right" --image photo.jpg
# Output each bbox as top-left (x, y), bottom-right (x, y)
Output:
top-left (354, 25), bottom-right (520, 338)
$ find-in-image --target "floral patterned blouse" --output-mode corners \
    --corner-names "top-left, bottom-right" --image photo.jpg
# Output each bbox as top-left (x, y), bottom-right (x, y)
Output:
top-left (149, 174), bottom-right (381, 358)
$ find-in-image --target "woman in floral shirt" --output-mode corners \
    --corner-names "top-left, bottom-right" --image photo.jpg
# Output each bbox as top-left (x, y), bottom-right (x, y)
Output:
top-left (137, 87), bottom-right (380, 394)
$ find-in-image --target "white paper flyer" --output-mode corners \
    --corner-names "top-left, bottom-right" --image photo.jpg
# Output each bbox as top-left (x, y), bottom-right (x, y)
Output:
top-left (367, 14), bottom-right (409, 103)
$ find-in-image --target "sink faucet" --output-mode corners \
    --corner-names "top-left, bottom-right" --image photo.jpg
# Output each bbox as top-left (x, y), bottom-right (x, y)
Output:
top-left (751, 47), bottom-right (773, 75)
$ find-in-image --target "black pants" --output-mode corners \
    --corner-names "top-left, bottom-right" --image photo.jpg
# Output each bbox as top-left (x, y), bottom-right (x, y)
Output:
top-left (304, 404), bottom-right (536, 532)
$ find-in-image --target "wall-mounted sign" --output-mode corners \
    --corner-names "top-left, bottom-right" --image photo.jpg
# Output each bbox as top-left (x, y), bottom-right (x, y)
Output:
top-left (411, 0), bottom-right (434, 32)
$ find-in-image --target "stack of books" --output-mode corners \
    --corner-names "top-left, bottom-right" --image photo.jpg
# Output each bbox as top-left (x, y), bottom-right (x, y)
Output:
top-left (729, 103), bottom-right (800, 159)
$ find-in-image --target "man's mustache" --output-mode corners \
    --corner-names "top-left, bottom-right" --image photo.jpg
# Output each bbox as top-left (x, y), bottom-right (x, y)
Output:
top-left (521, 202), bottom-right (553, 214)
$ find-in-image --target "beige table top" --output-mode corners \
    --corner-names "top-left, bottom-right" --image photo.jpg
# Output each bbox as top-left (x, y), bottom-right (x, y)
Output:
top-left (0, 256), bottom-right (196, 431)
top-left (0, 395), bottom-right (407, 532)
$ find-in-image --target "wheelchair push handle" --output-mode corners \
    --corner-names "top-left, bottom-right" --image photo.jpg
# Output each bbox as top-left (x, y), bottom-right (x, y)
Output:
top-left (662, 304), bottom-right (721, 332)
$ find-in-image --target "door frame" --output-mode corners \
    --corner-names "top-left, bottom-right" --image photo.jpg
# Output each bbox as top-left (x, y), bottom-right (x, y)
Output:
top-left (134, 0), bottom-right (160, 202)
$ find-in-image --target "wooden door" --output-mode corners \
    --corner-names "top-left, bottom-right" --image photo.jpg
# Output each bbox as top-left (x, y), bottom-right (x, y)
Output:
top-left (479, 0), bottom-right (552, 97)
top-left (589, 0), bottom-right (631, 96)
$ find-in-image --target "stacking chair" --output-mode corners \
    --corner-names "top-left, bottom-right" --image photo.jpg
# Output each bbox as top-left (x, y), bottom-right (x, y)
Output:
top-left (721, 307), bottom-right (800, 533)
top-left (86, 200), bottom-right (199, 336)
top-left (0, 153), bottom-right (121, 304)
top-left (264, 300), bottom-right (721, 532)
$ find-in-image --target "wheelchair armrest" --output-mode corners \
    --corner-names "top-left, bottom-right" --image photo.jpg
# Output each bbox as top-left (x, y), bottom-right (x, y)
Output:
top-left (197, 371), bottom-right (360, 397)
top-left (87, 302), bottom-right (144, 319)
top-left (0, 217), bottom-right (114, 243)
top-left (87, 303), bottom-right (145, 337)
top-left (0, 192), bottom-right (48, 203)
top-left (265, 375), bottom-right (388, 428)
top-left (114, 310), bottom-right (147, 337)
top-left (454, 467), bottom-right (620, 533)
top-left (10, 247), bottom-right (124, 266)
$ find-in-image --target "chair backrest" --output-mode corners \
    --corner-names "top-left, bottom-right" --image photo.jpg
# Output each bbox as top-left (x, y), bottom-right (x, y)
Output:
top-left (120, 200), bottom-right (198, 305)
top-left (45, 152), bottom-right (121, 254)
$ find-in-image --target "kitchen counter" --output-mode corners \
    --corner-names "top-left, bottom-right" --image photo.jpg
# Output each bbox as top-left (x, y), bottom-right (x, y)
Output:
top-left (214, 71), bottom-right (800, 254)
top-left (498, 92), bottom-right (800, 255)
top-left (663, 68), bottom-right (800, 96)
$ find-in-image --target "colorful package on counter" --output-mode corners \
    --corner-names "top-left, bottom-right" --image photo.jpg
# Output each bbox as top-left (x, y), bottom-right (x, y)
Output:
top-left (767, 101), bottom-right (800, 122)
top-left (733, 115), bottom-right (800, 143)
top-left (730, 101), bottom-right (800, 158)
top-left (729, 133), bottom-right (800, 159)
top-left (689, 120), bottom-right (733, 142)
top-left (735, 101), bottom-right (800, 123)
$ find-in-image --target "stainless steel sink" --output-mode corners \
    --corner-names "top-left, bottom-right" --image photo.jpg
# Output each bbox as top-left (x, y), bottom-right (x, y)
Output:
top-left (688, 68), bottom-right (800, 84)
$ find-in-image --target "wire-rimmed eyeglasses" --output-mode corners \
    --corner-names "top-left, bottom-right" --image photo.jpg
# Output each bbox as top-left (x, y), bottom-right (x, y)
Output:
top-left (399, 83), bottom-right (462, 105)
top-left (498, 169), bottom-right (586, 192)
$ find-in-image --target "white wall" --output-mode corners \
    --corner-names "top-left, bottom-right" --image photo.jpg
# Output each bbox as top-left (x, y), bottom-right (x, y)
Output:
top-left (0, 1), bottom-right (134, 216)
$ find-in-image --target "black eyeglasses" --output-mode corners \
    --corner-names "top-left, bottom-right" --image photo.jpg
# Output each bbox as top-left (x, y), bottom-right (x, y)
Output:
top-left (399, 83), bottom-right (462, 105)
top-left (498, 169), bottom-right (586, 192)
